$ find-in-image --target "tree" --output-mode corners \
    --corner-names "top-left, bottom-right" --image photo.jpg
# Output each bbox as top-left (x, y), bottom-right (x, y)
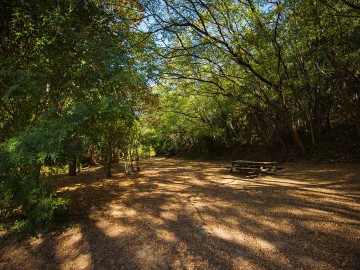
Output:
top-left (142, 0), bottom-right (309, 154)
top-left (0, 0), bottom-right (150, 229)
top-left (141, 0), bottom-right (359, 157)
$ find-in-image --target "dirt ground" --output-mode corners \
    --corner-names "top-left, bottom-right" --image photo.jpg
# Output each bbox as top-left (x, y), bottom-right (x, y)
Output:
top-left (0, 158), bottom-right (359, 270)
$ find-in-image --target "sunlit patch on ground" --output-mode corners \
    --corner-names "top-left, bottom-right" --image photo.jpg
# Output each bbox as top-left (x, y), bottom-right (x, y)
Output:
top-left (1, 158), bottom-right (359, 269)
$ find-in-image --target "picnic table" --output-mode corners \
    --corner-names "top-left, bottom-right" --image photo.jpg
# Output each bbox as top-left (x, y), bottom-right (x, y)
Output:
top-left (226, 160), bottom-right (281, 175)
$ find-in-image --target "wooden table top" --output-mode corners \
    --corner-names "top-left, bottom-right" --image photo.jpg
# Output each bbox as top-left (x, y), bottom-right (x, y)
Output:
top-left (230, 160), bottom-right (278, 165)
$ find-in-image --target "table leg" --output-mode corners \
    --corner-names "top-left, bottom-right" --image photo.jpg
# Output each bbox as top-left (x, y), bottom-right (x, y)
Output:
top-left (258, 166), bottom-right (263, 177)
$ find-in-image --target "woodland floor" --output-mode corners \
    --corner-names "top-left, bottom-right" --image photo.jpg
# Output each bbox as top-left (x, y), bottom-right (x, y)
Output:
top-left (0, 158), bottom-right (360, 270)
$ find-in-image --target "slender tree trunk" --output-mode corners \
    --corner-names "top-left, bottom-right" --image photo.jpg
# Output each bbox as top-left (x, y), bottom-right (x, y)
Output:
top-left (68, 155), bottom-right (77, 176)
top-left (105, 148), bottom-right (112, 178)
top-left (135, 147), bottom-right (140, 172)
top-left (314, 95), bottom-right (323, 151)
top-left (277, 88), bottom-right (306, 155)
top-left (283, 110), bottom-right (306, 155)
top-left (291, 85), bottom-right (317, 154)
top-left (275, 124), bottom-right (287, 153)
top-left (129, 156), bottom-right (135, 172)
top-left (128, 144), bottom-right (135, 172)
top-left (105, 162), bottom-right (112, 177)
top-left (124, 160), bottom-right (130, 175)
top-left (124, 146), bottom-right (132, 175)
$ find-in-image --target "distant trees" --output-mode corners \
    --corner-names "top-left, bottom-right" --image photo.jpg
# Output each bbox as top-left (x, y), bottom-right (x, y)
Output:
top-left (142, 0), bottom-right (359, 157)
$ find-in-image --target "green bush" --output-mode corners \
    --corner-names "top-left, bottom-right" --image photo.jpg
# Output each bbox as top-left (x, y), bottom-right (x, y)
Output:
top-left (0, 130), bottom-right (69, 232)
top-left (0, 164), bottom-right (69, 231)
top-left (24, 193), bottom-right (69, 229)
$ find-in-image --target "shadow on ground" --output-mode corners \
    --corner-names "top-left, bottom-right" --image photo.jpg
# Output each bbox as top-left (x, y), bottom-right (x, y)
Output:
top-left (1, 159), bottom-right (359, 269)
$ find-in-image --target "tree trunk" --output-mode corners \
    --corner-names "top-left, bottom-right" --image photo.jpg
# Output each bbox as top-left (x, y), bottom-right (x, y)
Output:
top-left (275, 124), bottom-right (287, 153)
top-left (313, 94), bottom-right (323, 155)
top-left (105, 148), bottom-right (112, 178)
top-left (135, 147), bottom-right (140, 172)
top-left (291, 85), bottom-right (317, 154)
top-left (125, 146), bottom-right (132, 175)
top-left (277, 88), bottom-right (306, 156)
top-left (129, 156), bottom-right (135, 172)
top-left (68, 156), bottom-right (77, 176)
top-left (124, 161), bottom-right (130, 175)
top-left (105, 162), bottom-right (112, 178)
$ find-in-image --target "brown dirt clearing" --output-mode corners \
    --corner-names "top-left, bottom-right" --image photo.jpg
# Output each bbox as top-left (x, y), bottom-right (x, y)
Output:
top-left (1, 158), bottom-right (360, 269)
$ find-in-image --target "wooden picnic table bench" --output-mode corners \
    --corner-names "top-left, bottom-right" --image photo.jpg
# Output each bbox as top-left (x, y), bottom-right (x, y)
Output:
top-left (226, 160), bottom-right (282, 175)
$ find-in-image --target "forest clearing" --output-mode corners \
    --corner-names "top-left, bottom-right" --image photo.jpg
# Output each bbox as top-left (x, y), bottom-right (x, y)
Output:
top-left (1, 158), bottom-right (359, 269)
top-left (1, 0), bottom-right (360, 269)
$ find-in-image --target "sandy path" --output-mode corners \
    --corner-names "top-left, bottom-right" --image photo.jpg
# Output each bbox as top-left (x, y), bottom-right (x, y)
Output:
top-left (1, 158), bottom-right (359, 269)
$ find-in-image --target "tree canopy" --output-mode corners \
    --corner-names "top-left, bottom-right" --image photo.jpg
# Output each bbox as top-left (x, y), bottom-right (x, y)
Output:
top-left (141, 0), bottom-right (360, 157)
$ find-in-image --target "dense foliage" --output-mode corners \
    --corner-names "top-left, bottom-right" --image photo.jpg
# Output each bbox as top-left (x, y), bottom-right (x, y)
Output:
top-left (0, 0), bottom-right (150, 230)
top-left (142, 0), bottom-right (360, 158)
